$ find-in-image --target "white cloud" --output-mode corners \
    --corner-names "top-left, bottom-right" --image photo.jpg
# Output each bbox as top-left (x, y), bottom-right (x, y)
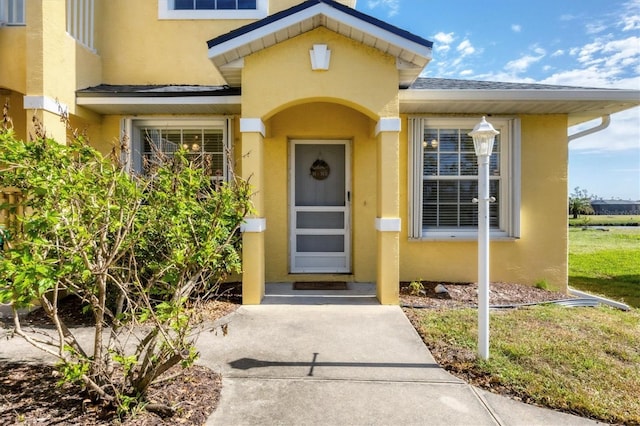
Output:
top-left (621, 0), bottom-right (640, 30)
top-left (367, 0), bottom-right (400, 17)
top-left (586, 22), bottom-right (607, 34)
top-left (533, 46), bottom-right (546, 55)
top-left (511, 24), bottom-right (521, 33)
top-left (621, 14), bottom-right (640, 31)
top-left (433, 31), bottom-right (455, 44)
top-left (433, 32), bottom-right (455, 52)
top-left (504, 53), bottom-right (545, 74)
top-left (540, 68), bottom-right (621, 88)
top-left (551, 49), bottom-right (565, 57)
top-left (456, 39), bottom-right (475, 56)
top-left (460, 69), bottom-right (474, 76)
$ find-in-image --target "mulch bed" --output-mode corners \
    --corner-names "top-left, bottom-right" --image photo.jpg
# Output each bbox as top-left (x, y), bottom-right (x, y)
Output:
top-left (399, 280), bottom-right (573, 309)
top-left (0, 363), bottom-right (222, 426)
top-left (0, 284), bottom-right (243, 426)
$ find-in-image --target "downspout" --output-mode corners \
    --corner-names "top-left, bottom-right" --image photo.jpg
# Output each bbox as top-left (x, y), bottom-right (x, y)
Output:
top-left (565, 114), bottom-right (611, 297)
top-left (568, 114), bottom-right (611, 142)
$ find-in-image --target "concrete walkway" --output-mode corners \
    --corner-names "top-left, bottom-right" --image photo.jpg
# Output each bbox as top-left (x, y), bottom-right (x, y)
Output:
top-left (200, 284), bottom-right (599, 425)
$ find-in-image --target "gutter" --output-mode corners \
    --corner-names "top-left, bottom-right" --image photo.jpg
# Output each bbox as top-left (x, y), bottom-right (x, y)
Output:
top-left (568, 114), bottom-right (611, 142)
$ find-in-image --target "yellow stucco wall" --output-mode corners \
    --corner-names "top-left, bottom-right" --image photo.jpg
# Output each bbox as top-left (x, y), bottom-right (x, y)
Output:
top-left (399, 114), bottom-right (569, 291)
top-left (1, 90), bottom-right (27, 140)
top-left (264, 102), bottom-right (377, 282)
top-left (97, 0), bottom-right (357, 86)
top-left (0, 26), bottom-right (27, 94)
top-left (242, 27), bottom-right (399, 119)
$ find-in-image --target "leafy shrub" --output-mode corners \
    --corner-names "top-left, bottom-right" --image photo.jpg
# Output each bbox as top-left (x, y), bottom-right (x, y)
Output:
top-left (0, 122), bottom-right (252, 417)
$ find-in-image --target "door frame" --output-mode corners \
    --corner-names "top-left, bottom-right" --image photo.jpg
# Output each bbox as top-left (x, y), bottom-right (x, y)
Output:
top-left (289, 139), bottom-right (352, 274)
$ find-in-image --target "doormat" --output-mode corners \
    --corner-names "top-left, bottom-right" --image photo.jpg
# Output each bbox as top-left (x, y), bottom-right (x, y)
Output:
top-left (293, 281), bottom-right (348, 290)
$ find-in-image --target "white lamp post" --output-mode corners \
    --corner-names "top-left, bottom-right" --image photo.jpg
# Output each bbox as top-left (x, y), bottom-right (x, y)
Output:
top-left (469, 116), bottom-right (499, 360)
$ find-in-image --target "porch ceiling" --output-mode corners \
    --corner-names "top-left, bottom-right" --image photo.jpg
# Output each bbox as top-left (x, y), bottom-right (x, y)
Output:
top-left (207, 0), bottom-right (432, 88)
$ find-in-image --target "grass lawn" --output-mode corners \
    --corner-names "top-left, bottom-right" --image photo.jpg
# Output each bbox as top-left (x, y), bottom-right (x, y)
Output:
top-left (408, 227), bottom-right (640, 423)
top-left (410, 305), bottom-right (640, 424)
top-left (569, 227), bottom-right (640, 308)
top-left (569, 214), bottom-right (639, 226)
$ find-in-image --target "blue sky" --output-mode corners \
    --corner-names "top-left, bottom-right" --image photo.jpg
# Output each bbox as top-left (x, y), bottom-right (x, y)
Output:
top-left (356, 0), bottom-right (640, 200)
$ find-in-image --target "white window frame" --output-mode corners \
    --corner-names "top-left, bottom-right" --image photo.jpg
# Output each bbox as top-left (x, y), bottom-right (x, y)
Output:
top-left (124, 117), bottom-right (233, 182)
top-left (66, 0), bottom-right (95, 51)
top-left (158, 0), bottom-right (268, 20)
top-left (0, 0), bottom-right (25, 25)
top-left (408, 116), bottom-right (521, 240)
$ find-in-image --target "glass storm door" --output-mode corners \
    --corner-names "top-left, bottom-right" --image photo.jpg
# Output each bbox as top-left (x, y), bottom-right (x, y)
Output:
top-left (290, 141), bottom-right (351, 273)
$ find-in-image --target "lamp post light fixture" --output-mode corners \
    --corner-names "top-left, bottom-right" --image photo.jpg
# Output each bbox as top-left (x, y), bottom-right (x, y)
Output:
top-left (469, 116), bottom-right (500, 360)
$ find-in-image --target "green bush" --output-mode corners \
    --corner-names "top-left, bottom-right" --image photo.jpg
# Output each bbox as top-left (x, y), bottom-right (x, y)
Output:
top-left (0, 123), bottom-right (252, 417)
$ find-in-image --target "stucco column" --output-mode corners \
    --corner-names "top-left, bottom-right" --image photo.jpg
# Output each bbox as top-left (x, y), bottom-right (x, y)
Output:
top-left (24, 0), bottom-right (68, 143)
top-left (240, 118), bottom-right (266, 304)
top-left (23, 97), bottom-right (67, 143)
top-left (375, 118), bottom-right (401, 305)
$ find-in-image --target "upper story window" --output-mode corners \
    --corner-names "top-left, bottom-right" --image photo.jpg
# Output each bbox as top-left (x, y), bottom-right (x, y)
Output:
top-left (0, 0), bottom-right (25, 25)
top-left (159, 0), bottom-right (268, 19)
top-left (408, 117), bottom-right (521, 240)
top-left (66, 0), bottom-right (95, 51)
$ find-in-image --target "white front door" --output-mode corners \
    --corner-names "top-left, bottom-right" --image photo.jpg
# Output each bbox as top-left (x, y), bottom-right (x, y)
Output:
top-left (290, 140), bottom-right (351, 273)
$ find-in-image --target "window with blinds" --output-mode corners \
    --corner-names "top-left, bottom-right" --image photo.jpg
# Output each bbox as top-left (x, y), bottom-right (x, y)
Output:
top-left (159, 0), bottom-right (267, 19)
top-left (422, 128), bottom-right (501, 229)
top-left (174, 0), bottom-right (257, 9)
top-left (129, 119), bottom-right (231, 183)
top-left (408, 117), bottom-right (520, 239)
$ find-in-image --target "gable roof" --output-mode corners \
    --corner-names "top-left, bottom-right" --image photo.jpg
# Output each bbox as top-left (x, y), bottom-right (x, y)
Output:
top-left (207, 0), bottom-right (432, 88)
top-left (402, 78), bottom-right (640, 126)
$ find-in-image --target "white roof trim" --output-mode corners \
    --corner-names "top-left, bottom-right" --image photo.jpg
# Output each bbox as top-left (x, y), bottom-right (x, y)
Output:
top-left (400, 89), bottom-right (640, 103)
top-left (208, 3), bottom-right (431, 61)
top-left (207, 2), bottom-right (431, 87)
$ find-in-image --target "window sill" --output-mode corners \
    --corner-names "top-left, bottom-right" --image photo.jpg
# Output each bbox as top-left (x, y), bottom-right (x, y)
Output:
top-left (158, 9), bottom-right (267, 19)
top-left (410, 231), bottom-right (518, 242)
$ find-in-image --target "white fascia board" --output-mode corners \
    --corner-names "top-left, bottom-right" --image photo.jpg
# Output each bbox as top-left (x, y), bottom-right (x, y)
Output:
top-left (23, 95), bottom-right (68, 116)
top-left (76, 95), bottom-right (242, 106)
top-left (208, 3), bottom-right (431, 63)
top-left (400, 89), bottom-right (640, 103)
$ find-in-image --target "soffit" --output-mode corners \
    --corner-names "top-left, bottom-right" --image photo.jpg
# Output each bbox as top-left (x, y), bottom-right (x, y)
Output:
top-left (207, 0), bottom-right (432, 88)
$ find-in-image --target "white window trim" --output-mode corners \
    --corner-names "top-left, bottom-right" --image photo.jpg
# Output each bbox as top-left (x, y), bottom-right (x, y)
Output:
top-left (158, 0), bottom-right (268, 20)
top-left (124, 117), bottom-right (234, 181)
top-left (408, 116), bottom-right (521, 241)
top-left (0, 0), bottom-right (25, 25)
top-left (66, 0), bottom-right (96, 51)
